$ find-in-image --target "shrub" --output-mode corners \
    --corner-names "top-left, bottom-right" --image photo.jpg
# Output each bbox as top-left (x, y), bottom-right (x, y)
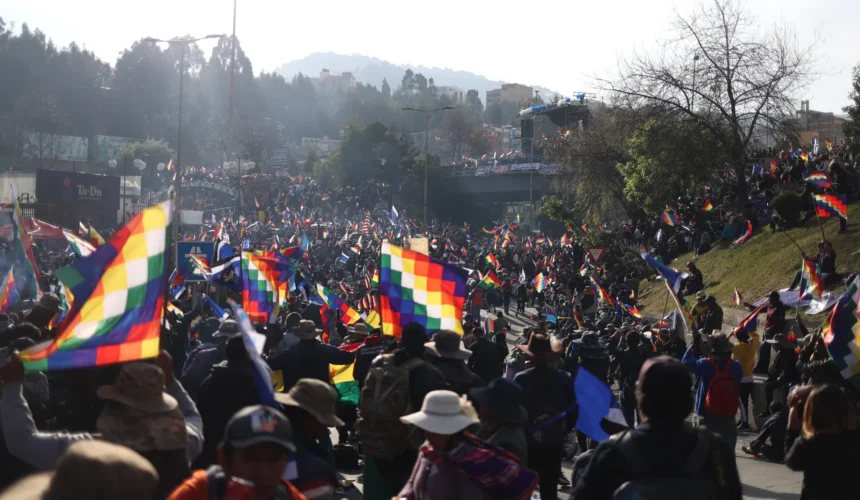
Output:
top-left (771, 191), bottom-right (803, 226)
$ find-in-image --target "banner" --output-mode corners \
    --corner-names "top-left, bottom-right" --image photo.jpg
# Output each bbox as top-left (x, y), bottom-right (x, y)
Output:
top-left (269, 148), bottom-right (291, 168)
top-left (36, 170), bottom-right (120, 213)
top-left (150, 180), bottom-right (238, 200)
top-left (22, 133), bottom-right (88, 162)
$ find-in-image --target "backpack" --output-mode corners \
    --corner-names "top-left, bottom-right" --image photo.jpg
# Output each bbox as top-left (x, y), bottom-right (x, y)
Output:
top-left (704, 359), bottom-right (740, 417)
top-left (357, 354), bottom-right (424, 460)
top-left (523, 370), bottom-right (570, 448)
top-left (205, 465), bottom-right (293, 499)
top-left (611, 428), bottom-right (727, 500)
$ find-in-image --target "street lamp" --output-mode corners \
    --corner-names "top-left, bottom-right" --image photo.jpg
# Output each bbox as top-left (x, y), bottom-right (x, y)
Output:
top-left (691, 54), bottom-right (700, 111)
top-left (157, 162), bottom-right (166, 172)
top-left (145, 33), bottom-right (223, 247)
top-left (402, 105), bottom-right (455, 226)
top-left (107, 159), bottom-right (117, 169)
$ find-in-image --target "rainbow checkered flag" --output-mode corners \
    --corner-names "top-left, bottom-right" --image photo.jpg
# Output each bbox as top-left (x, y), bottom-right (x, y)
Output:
top-left (20, 201), bottom-right (171, 373)
top-left (380, 241), bottom-right (468, 337)
top-left (240, 252), bottom-right (281, 323)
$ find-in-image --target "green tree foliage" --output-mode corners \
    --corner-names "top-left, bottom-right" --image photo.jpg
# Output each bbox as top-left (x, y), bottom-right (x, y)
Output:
top-left (618, 118), bottom-right (728, 213)
top-left (539, 195), bottom-right (577, 226)
top-left (843, 64), bottom-right (860, 155)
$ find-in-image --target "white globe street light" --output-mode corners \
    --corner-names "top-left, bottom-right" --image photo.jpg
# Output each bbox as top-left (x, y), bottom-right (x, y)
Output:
top-left (107, 159), bottom-right (118, 169)
top-left (133, 159), bottom-right (146, 171)
top-left (157, 162), bottom-right (166, 171)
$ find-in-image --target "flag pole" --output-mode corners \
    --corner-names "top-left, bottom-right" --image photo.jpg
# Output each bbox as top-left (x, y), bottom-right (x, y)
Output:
top-left (659, 286), bottom-right (671, 324)
top-left (813, 205), bottom-right (827, 242)
top-left (780, 228), bottom-right (805, 256)
top-left (162, 190), bottom-right (176, 333)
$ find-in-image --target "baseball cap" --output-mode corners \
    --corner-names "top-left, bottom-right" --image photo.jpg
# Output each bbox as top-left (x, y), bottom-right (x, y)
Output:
top-left (222, 405), bottom-right (296, 452)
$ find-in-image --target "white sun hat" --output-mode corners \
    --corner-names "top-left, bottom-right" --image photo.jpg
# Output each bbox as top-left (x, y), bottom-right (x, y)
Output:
top-left (400, 390), bottom-right (480, 435)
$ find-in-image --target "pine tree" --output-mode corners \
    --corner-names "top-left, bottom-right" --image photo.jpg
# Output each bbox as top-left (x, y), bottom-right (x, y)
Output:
top-left (843, 64), bottom-right (860, 154)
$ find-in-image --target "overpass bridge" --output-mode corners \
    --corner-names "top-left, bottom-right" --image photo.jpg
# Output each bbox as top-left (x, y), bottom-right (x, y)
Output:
top-left (434, 164), bottom-right (556, 201)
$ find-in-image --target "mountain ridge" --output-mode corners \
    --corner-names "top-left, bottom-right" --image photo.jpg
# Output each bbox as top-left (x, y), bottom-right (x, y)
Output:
top-left (274, 52), bottom-right (557, 104)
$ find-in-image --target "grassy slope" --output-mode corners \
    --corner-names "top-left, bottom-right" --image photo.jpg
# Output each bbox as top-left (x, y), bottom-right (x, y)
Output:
top-left (637, 202), bottom-right (860, 321)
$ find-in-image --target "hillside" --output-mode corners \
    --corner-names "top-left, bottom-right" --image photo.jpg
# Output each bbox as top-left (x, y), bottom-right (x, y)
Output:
top-left (274, 52), bottom-right (557, 103)
top-left (636, 205), bottom-right (860, 322)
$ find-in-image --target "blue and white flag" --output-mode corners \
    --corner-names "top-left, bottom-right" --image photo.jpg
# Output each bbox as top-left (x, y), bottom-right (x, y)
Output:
top-left (230, 300), bottom-right (276, 407)
top-left (574, 366), bottom-right (628, 441)
top-left (205, 295), bottom-right (229, 320)
top-left (390, 205), bottom-right (400, 227)
top-left (640, 251), bottom-right (688, 294)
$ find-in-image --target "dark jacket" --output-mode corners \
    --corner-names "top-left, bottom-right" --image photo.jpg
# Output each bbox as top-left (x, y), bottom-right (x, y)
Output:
top-left (353, 336), bottom-right (387, 389)
top-left (391, 351), bottom-right (449, 411)
top-left (785, 429), bottom-right (860, 500)
top-left (657, 337), bottom-right (687, 360)
top-left (767, 346), bottom-right (800, 385)
top-left (289, 431), bottom-right (339, 499)
top-left (180, 342), bottom-right (227, 401)
top-left (467, 338), bottom-right (507, 383)
top-left (430, 357), bottom-right (484, 396)
top-left (700, 305), bottom-right (723, 334)
top-left (570, 422), bottom-right (743, 500)
top-left (514, 364), bottom-right (576, 449)
top-left (267, 339), bottom-right (355, 391)
top-left (194, 361), bottom-right (260, 469)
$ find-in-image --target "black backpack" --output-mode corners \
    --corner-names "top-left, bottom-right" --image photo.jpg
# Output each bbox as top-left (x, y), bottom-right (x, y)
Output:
top-left (611, 427), bottom-right (727, 500)
top-left (523, 370), bottom-right (571, 448)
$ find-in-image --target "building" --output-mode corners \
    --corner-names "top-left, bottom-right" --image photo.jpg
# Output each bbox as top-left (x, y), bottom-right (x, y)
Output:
top-left (486, 83), bottom-right (534, 107)
top-left (795, 100), bottom-right (846, 145)
top-left (310, 69), bottom-right (355, 93)
top-left (482, 125), bottom-right (517, 153)
top-left (437, 85), bottom-right (464, 103)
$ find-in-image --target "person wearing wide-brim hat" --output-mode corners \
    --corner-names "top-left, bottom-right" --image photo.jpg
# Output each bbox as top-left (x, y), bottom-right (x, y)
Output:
top-left (469, 379), bottom-right (529, 463)
top-left (342, 323), bottom-right (369, 344)
top-left (0, 355), bottom-right (204, 499)
top-left (0, 441), bottom-right (159, 500)
top-left (513, 333), bottom-right (575, 500)
top-left (181, 319), bottom-right (239, 400)
top-left (276, 379), bottom-right (344, 498)
top-left (765, 333), bottom-right (796, 349)
top-left (425, 331), bottom-right (483, 396)
top-left (17, 293), bottom-right (61, 339)
top-left (397, 390), bottom-right (485, 500)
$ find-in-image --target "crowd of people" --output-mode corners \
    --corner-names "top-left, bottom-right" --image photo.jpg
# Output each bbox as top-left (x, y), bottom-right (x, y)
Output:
top-left (0, 138), bottom-right (855, 500)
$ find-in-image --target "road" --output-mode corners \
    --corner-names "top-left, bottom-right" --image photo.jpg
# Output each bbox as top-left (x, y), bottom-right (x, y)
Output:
top-left (333, 304), bottom-right (803, 499)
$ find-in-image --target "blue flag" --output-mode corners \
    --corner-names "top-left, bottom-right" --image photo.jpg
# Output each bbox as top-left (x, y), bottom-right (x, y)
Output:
top-left (205, 295), bottom-right (229, 320)
top-left (574, 367), bottom-right (628, 441)
top-left (640, 251), bottom-right (688, 294)
top-left (230, 301), bottom-right (276, 407)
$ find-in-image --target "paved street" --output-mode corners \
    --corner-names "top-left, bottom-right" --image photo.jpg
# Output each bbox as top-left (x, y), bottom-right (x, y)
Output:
top-left (334, 305), bottom-right (803, 499)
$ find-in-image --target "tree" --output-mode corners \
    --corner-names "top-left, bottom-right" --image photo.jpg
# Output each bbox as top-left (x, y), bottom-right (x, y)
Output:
top-left (843, 64), bottom-right (860, 155)
top-left (601, 0), bottom-right (818, 201)
top-left (618, 117), bottom-right (729, 212)
top-left (442, 106), bottom-right (474, 161)
top-left (465, 90), bottom-right (483, 123)
top-left (544, 107), bottom-right (639, 222)
top-left (381, 78), bottom-right (391, 99)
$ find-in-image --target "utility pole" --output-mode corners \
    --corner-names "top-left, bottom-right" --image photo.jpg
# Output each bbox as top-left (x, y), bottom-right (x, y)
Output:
top-left (230, 0), bottom-right (239, 218)
top-left (144, 34), bottom-right (223, 259)
top-left (403, 105), bottom-right (454, 226)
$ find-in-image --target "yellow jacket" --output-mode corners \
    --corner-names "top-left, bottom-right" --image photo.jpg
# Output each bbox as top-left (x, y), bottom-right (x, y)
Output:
top-left (732, 332), bottom-right (761, 378)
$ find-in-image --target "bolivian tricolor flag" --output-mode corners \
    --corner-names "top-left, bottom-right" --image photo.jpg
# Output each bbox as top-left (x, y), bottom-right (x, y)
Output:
top-left (330, 342), bottom-right (362, 405)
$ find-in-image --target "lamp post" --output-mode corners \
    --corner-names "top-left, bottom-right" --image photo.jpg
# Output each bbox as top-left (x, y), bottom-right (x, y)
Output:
top-left (402, 106), bottom-right (454, 226)
top-left (144, 34), bottom-right (223, 250)
top-left (691, 54), bottom-right (700, 111)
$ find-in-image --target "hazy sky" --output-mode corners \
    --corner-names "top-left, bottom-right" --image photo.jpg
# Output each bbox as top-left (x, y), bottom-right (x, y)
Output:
top-left (2, 0), bottom-right (857, 112)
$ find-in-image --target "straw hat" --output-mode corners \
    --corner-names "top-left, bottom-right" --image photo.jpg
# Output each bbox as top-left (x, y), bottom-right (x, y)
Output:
top-left (275, 379), bottom-right (344, 427)
top-left (96, 363), bottom-right (177, 413)
top-left (400, 390), bottom-right (479, 435)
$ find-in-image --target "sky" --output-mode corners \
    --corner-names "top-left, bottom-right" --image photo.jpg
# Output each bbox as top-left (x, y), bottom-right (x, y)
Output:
top-left (1, 0), bottom-right (857, 113)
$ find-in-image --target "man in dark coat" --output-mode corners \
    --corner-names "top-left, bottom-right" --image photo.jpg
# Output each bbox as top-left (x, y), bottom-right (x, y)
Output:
top-left (267, 320), bottom-right (355, 392)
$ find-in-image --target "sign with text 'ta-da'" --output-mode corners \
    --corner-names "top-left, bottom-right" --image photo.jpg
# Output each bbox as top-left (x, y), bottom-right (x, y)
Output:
top-left (177, 241), bottom-right (215, 282)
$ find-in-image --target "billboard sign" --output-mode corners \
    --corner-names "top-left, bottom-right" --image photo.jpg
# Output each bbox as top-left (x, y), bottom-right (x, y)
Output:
top-left (22, 132), bottom-right (88, 162)
top-left (36, 170), bottom-right (120, 213)
top-left (269, 148), bottom-right (291, 168)
top-left (93, 135), bottom-right (139, 163)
